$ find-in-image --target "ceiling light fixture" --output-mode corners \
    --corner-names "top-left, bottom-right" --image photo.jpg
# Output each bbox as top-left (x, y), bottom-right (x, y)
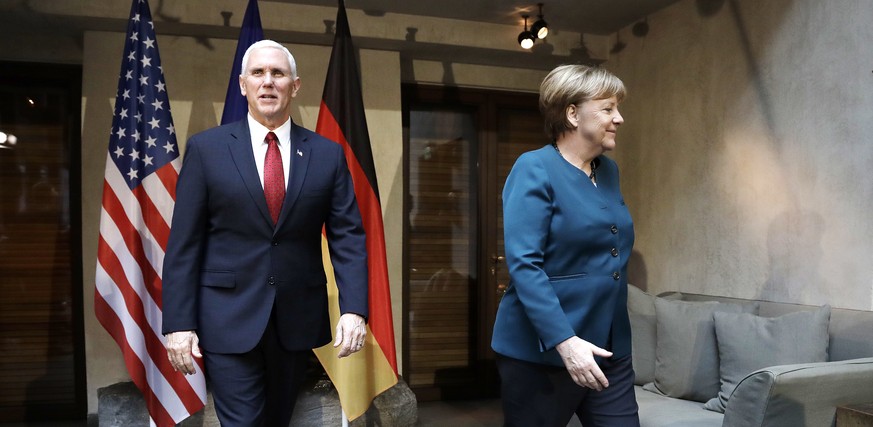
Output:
top-left (531, 3), bottom-right (549, 40)
top-left (632, 17), bottom-right (649, 37)
top-left (518, 15), bottom-right (535, 49)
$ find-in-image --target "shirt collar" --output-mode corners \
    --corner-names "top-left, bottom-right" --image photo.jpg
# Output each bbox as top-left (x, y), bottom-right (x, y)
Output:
top-left (247, 114), bottom-right (292, 146)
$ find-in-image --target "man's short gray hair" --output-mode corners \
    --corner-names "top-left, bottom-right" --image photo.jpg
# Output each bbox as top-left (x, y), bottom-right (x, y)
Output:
top-left (240, 40), bottom-right (298, 79)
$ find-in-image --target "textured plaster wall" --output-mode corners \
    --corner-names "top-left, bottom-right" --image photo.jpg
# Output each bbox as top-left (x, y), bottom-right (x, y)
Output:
top-left (609, 0), bottom-right (873, 309)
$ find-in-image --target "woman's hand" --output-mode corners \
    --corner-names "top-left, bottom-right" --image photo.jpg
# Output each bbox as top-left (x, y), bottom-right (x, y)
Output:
top-left (555, 336), bottom-right (613, 391)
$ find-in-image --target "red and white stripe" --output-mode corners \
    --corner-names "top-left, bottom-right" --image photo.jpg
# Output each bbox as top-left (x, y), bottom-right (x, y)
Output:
top-left (95, 154), bottom-right (206, 427)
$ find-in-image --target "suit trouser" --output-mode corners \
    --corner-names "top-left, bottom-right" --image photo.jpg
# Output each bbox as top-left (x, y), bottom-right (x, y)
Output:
top-left (203, 307), bottom-right (310, 427)
top-left (497, 353), bottom-right (640, 427)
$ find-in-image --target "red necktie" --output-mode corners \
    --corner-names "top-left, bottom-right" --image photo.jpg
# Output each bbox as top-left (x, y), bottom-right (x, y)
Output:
top-left (264, 131), bottom-right (285, 225)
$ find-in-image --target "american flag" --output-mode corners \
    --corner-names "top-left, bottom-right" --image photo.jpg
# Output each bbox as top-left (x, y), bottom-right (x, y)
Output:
top-left (94, 0), bottom-right (206, 425)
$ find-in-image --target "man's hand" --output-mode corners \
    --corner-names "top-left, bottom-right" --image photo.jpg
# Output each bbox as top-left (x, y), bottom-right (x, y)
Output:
top-left (334, 313), bottom-right (367, 358)
top-left (555, 336), bottom-right (613, 391)
top-left (165, 330), bottom-right (202, 375)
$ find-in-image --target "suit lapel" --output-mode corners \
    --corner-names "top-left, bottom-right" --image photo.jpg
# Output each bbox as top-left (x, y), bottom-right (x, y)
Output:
top-left (275, 123), bottom-right (311, 231)
top-left (227, 120), bottom-right (274, 226)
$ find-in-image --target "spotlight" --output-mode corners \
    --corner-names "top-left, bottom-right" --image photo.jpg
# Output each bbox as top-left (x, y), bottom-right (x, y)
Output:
top-left (517, 15), bottom-right (535, 49)
top-left (632, 18), bottom-right (649, 37)
top-left (531, 3), bottom-right (549, 39)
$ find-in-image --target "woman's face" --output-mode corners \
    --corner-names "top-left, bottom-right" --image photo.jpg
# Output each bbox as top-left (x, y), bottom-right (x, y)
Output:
top-left (573, 96), bottom-right (624, 151)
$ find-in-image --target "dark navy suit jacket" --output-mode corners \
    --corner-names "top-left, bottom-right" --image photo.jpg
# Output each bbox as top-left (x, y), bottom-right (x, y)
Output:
top-left (161, 118), bottom-right (368, 354)
top-left (492, 145), bottom-right (634, 367)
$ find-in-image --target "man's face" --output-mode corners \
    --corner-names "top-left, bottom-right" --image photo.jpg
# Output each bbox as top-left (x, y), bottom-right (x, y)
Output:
top-left (239, 47), bottom-right (301, 129)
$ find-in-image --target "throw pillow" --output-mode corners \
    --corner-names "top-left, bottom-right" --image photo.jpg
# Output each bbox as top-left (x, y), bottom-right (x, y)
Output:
top-left (628, 285), bottom-right (657, 385)
top-left (627, 285), bottom-right (683, 385)
top-left (650, 298), bottom-right (755, 402)
top-left (703, 305), bottom-right (831, 413)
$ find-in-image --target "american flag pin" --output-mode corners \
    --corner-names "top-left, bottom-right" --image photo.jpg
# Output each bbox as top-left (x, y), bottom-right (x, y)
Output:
top-left (297, 149), bottom-right (303, 157)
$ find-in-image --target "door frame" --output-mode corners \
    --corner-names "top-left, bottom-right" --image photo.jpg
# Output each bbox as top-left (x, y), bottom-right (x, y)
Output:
top-left (401, 84), bottom-right (539, 400)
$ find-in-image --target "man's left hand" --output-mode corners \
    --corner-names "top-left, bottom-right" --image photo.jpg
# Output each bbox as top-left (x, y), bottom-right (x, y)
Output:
top-left (334, 313), bottom-right (367, 358)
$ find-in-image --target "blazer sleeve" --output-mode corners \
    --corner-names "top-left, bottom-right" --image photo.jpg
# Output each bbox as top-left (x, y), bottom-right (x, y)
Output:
top-left (161, 137), bottom-right (208, 335)
top-left (324, 145), bottom-right (369, 320)
top-left (503, 153), bottom-right (576, 351)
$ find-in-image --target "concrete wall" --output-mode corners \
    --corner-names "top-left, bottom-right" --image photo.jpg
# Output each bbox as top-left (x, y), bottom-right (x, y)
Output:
top-left (610, 0), bottom-right (873, 309)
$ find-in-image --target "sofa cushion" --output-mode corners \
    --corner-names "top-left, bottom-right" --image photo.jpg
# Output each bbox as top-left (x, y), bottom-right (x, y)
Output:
top-left (635, 385), bottom-right (724, 427)
top-left (627, 285), bottom-right (657, 385)
top-left (628, 285), bottom-right (657, 386)
top-left (704, 305), bottom-right (831, 413)
top-left (628, 285), bottom-right (684, 385)
top-left (649, 299), bottom-right (754, 402)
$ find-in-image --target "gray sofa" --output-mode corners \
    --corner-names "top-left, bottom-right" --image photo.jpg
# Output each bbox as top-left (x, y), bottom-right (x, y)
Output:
top-left (628, 285), bottom-right (873, 427)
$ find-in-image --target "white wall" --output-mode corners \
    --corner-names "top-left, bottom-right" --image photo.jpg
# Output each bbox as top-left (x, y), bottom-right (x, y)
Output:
top-left (610, 0), bottom-right (873, 309)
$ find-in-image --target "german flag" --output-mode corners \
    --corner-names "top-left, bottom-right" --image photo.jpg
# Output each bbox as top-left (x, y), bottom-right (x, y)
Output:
top-left (313, 0), bottom-right (398, 420)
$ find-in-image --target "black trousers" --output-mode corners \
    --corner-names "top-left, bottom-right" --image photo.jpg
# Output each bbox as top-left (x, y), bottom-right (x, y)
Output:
top-left (497, 354), bottom-right (640, 427)
top-left (203, 309), bottom-right (310, 427)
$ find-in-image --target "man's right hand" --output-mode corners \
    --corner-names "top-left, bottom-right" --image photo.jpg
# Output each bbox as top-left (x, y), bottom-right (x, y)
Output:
top-left (165, 330), bottom-right (202, 375)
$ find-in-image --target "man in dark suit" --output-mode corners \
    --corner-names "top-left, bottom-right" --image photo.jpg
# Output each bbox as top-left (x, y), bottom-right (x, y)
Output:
top-left (162, 39), bottom-right (368, 426)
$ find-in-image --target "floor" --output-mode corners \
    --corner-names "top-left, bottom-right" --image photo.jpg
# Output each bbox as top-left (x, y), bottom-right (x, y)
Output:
top-left (0, 399), bottom-right (584, 426)
top-left (416, 398), bottom-right (583, 427)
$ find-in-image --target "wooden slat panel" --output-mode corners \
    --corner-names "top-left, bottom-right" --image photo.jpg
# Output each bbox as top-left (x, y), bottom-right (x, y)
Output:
top-left (407, 110), bottom-right (476, 389)
top-left (0, 103), bottom-right (78, 417)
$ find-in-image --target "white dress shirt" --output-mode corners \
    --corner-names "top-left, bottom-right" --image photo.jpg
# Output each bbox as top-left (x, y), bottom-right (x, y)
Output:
top-left (247, 114), bottom-right (291, 189)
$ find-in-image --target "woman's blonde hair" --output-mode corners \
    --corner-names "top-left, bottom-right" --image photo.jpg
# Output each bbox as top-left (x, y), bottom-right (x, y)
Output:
top-left (539, 64), bottom-right (626, 140)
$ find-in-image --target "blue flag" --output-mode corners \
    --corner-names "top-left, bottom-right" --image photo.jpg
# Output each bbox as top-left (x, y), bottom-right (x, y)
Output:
top-left (221, 0), bottom-right (264, 124)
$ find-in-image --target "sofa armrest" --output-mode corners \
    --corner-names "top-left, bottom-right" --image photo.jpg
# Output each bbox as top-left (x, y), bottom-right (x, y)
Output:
top-left (722, 358), bottom-right (873, 427)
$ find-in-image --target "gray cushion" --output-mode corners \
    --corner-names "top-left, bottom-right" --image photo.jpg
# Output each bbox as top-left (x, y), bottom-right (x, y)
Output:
top-left (650, 299), bottom-right (754, 402)
top-left (628, 285), bottom-right (657, 385)
top-left (635, 385), bottom-right (724, 427)
top-left (704, 305), bottom-right (831, 413)
top-left (627, 285), bottom-right (684, 385)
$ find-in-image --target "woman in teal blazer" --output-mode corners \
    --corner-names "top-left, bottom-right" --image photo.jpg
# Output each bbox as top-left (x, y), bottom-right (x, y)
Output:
top-left (492, 65), bottom-right (639, 426)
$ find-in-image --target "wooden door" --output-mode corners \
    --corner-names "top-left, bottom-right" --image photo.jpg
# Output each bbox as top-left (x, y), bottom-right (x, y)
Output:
top-left (403, 86), bottom-right (543, 400)
top-left (0, 62), bottom-right (85, 422)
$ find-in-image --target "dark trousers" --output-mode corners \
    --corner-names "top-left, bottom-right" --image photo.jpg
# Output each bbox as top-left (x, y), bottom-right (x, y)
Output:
top-left (203, 309), bottom-right (309, 427)
top-left (497, 354), bottom-right (640, 427)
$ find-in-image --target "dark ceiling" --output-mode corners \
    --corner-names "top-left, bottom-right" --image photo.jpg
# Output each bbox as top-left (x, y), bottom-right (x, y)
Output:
top-left (0, 0), bottom-right (684, 70)
top-left (278, 0), bottom-right (681, 35)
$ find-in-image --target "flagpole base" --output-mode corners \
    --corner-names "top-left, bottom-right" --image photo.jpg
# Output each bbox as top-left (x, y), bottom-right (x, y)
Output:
top-left (97, 378), bottom-right (418, 426)
top-left (290, 377), bottom-right (417, 426)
